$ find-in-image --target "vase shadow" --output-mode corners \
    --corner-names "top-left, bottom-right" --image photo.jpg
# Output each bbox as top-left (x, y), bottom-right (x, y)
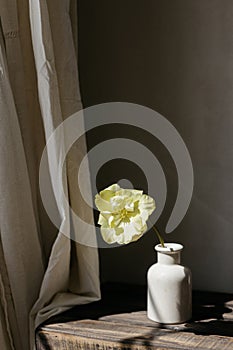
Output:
top-left (192, 290), bottom-right (233, 320)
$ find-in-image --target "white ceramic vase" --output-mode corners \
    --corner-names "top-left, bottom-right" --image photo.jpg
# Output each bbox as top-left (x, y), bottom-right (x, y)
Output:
top-left (147, 243), bottom-right (192, 324)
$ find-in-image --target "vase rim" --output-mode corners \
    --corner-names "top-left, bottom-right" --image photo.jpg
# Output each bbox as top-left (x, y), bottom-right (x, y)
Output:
top-left (155, 243), bottom-right (183, 253)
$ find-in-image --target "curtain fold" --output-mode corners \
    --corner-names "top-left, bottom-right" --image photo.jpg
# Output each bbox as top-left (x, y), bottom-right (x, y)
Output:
top-left (0, 1), bottom-right (101, 349)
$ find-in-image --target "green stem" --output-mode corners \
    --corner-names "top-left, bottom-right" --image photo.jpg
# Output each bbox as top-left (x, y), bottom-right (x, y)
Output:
top-left (149, 221), bottom-right (165, 247)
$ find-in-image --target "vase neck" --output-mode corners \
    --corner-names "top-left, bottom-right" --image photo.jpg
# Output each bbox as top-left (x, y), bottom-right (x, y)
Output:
top-left (155, 243), bottom-right (183, 265)
top-left (157, 251), bottom-right (181, 265)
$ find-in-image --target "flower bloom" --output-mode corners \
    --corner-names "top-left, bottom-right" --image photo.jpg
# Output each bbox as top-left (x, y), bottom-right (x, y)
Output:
top-left (95, 184), bottom-right (156, 244)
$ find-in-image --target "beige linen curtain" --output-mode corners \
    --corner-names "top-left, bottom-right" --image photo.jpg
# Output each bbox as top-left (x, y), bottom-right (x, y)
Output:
top-left (0, 1), bottom-right (101, 349)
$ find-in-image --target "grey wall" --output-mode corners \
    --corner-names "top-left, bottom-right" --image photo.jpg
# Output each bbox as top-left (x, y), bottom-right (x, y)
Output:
top-left (78, 0), bottom-right (233, 293)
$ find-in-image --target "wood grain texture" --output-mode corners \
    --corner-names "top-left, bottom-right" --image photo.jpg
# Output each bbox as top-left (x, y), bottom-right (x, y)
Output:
top-left (36, 284), bottom-right (233, 350)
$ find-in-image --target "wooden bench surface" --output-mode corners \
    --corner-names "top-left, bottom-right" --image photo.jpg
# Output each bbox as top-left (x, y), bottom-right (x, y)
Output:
top-left (36, 284), bottom-right (233, 349)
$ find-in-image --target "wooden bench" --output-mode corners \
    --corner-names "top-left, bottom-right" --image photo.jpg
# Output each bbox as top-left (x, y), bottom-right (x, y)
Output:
top-left (36, 284), bottom-right (233, 349)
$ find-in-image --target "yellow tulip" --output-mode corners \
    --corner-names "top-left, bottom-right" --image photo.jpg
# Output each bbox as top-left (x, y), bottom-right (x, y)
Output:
top-left (95, 184), bottom-right (156, 244)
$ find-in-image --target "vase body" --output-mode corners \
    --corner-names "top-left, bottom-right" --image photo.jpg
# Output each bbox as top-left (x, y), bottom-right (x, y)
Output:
top-left (147, 243), bottom-right (192, 324)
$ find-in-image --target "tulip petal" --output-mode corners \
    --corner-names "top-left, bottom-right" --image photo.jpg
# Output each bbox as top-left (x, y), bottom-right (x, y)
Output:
top-left (95, 194), bottom-right (112, 212)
